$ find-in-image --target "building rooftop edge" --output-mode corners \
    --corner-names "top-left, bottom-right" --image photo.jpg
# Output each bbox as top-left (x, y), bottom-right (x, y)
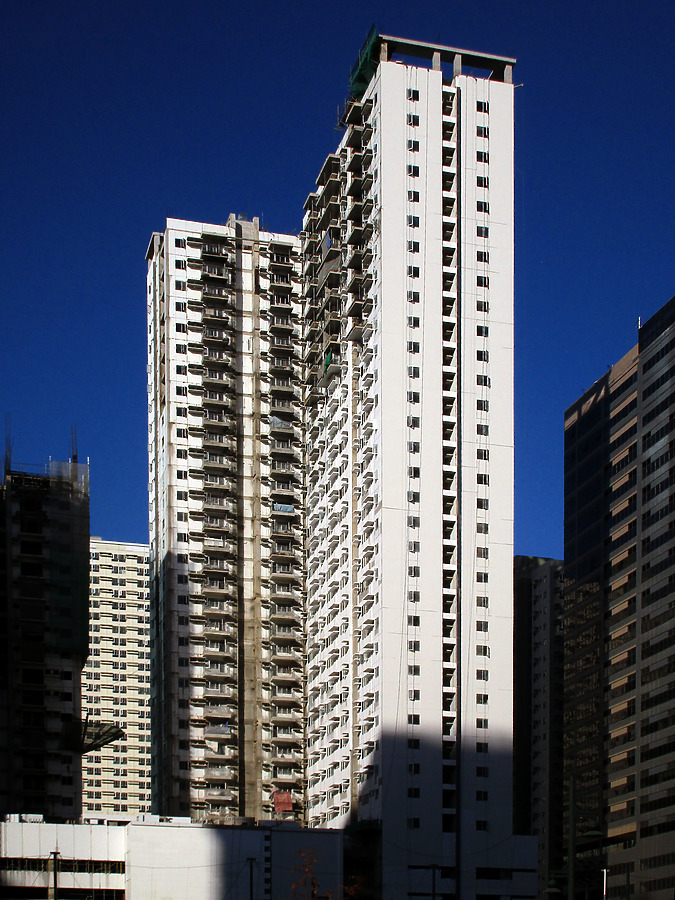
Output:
top-left (378, 33), bottom-right (517, 66)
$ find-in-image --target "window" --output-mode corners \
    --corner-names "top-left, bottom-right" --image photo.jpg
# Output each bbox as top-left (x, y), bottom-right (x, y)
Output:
top-left (176, 449), bottom-right (187, 459)
top-left (407, 215), bottom-right (420, 227)
top-left (176, 407), bottom-right (187, 417)
top-left (477, 201), bottom-right (490, 213)
top-left (176, 365), bottom-right (187, 375)
top-left (477, 101), bottom-right (489, 113)
top-left (477, 694), bottom-right (488, 704)
top-left (408, 366), bottom-right (420, 378)
top-left (407, 114), bottom-right (420, 126)
top-left (477, 375), bottom-right (490, 386)
top-left (477, 226), bottom-right (489, 238)
top-left (477, 326), bottom-right (489, 337)
top-left (408, 665), bottom-right (420, 675)
top-left (477, 595), bottom-right (489, 607)
top-left (477, 250), bottom-right (489, 262)
top-left (408, 291), bottom-right (420, 303)
top-left (409, 590), bottom-right (420, 602)
top-left (477, 741), bottom-right (488, 752)
top-left (407, 494), bottom-right (420, 505)
top-left (477, 300), bottom-right (489, 312)
top-left (477, 669), bottom-right (489, 680)
top-left (477, 400), bottom-right (489, 412)
top-left (408, 443), bottom-right (420, 456)
top-left (407, 416), bottom-right (420, 428)
top-left (176, 344), bottom-right (186, 353)
top-left (476, 620), bottom-right (488, 631)
top-left (477, 767), bottom-right (489, 777)
top-left (409, 762), bottom-right (421, 774)
top-left (408, 266), bottom-right (420, 277)
top-left (476, 572), bottom-right (489, 583)
top-left (176, 323), bottom-right (187, 333)
top-left (476, 644), bottom-right (490, 656)
top-left (476, 820), bottom-right (488, 831)
top-left (175, 238), bottom-right (186, 248)
top-left (477, 176), bottom-right (489, 188)
top-left (176, 386), bottom-right (187, 396)
top-left (408, 391), bottom-right (420, 403)
top-left (407, 88), bottom-right (420, 101)
top-left (476, 718), bottom-right (488, 728)
top-left (477, 424), bottom-right (489, 435)
top-left (408, 616), bottom-right (420, 626)
top-left (407, 240), bottom-right (420, 253)
top-left (476, 126), bottom-right (489, 138)
top-left (477, 350), bottom-right (489, 361)
top-left (408, 514), bottom-right (420, 526)
top-left (408, 787), bottom-right (420, 798)
top-left (408, 641), bottom-right (420, 652)
top-left (476, 522), bottom-right (489, 533)
top-left (407, 165), bottom-right (420, 177)
top-left (476, 547), bottom-right (489, 559)
top-left (408, 139), bottom-right (420, 151)
top-left (177, 533), bottom-right (188, 543)
top-left (477, 275), bottom-right (489, 287)
top-left (408, 341), bottom-right (420, 353)
top-left (408, 316), bottom-right (420, 328)
top-left (175, 281), bottom-right (186, 291)
top-left (407, 190), bottom-right (420, 202)
top-left (408, 817), bottom-right (420, 828)
top-left (477, 151), bottom-right (489, 163)
top-left (177, 470), bottom-right (187, 480)
top-left (175, 259), bottom-right (186, 270)
top-left (177, 490), bottom-right (187, 500)
top-left (408, 468), bottom-right (420, 480)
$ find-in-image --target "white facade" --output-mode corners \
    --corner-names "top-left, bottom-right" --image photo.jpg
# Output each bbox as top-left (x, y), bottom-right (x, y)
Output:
top-left (146, 217), bottom-right (304, 823)
top-left (82, 539), bottom-right (151, 816)
top-left (303, 35), bottom-right (535, 898)
top-left (0, 817), bottom-right (342, 900)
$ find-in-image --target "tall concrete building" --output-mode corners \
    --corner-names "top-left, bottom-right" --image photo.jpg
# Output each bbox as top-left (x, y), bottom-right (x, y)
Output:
top-left (0, 460), bottom-right (90, 821)
top-left (303, 33), bottom-right (535, 899)
top-left (564, 296), bottom-right (675, 899)
top-left (146, 217), bottom-right (304, 822)
top-left (514, 556), bottom-right (564, 897)
top-left (81, 538), bottom-right (151, 816)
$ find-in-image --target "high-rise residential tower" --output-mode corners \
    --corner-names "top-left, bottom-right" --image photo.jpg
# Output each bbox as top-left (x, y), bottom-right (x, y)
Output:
top-left (81, 539), bottom-right (151, 816)
top-left (303, 32), bottom-right (535, 900)
top-left (146, 217), bottom-right (304, 822)
top-left (0, 459), bottom-right (90, 821)
top-left (564, 297), bottom-right (675, 900)
top-left (514, 556), bottom-right (565, 897)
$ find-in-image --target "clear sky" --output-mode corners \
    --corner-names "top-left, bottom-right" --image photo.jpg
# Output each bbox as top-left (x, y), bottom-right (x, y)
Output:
top-left (2, 0), bottom-right (674, 557)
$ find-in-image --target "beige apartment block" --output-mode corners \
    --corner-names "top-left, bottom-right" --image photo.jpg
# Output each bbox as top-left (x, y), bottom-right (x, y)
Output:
top-left (81, 539), bottom-right (151, 816)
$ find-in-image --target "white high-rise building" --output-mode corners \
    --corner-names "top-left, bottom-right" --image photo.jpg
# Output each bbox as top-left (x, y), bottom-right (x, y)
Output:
top-left (146, 216), bottom-right (304, 823)
top-left (81, 539), bottom-right (151, 816)
top-left (302, 34), bottom-right (536, 898)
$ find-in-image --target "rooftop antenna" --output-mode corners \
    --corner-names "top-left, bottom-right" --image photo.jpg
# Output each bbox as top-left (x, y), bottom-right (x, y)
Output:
top-left (71, 425), bottom-right (78, 465)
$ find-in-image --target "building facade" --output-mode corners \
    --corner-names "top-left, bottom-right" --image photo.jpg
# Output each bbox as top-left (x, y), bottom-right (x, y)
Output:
top-left (564, 297), bottom-right (675, 899)
top-left (81, 539), bottom-right (151, 816)
top-left (146, 217), bottom-right (304, 823)
top-left (0, 460), bottom-right (90, 821)
top-left (514, 555), bottom-right (564, 896)
top-left (303, 33), bottom-right (535, 899)
top-left (0, 816), bottom-right (342, 900)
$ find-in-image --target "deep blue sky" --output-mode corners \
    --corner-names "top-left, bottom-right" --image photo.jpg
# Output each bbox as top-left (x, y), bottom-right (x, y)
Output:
top-left (2, 0), bottom-right (674, 557)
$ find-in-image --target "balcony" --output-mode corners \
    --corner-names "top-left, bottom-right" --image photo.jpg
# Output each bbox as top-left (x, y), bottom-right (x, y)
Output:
top-left (205, 766), bottom-right (236, 781)
top-left (205, 703), bottom-right (237, 719)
